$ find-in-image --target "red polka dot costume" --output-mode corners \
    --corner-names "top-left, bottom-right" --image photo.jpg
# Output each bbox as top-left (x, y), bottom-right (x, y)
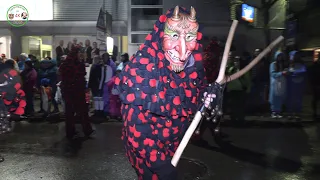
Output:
top-left (115, 7), bottom-right (207, 179)
top-left (0, 64), bottom-right (26, 134)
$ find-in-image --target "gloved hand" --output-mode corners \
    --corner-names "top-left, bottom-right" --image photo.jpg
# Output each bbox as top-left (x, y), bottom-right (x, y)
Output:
top-left (153, 162), bottom-right (178, 180)
top-left (203, 92), bottom-right (216, 108)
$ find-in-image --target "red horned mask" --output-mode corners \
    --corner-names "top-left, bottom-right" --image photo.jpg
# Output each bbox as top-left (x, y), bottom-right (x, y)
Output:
top-left (163, 6), bottom-right (199, 73)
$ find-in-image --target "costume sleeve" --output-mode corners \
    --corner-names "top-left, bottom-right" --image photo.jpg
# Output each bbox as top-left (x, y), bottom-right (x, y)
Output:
top-left (115, 52), bottom-right (155, 107)
top-left (270, 63), bottom-right (283, 78)
top-left (195, 60), bottom-right (210, 106)
top-left (292, 65), bottom-right (306, 76)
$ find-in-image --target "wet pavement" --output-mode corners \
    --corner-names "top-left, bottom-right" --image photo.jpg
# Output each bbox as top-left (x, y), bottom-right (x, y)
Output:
top-left (0, 117), bottom-right (320, 180)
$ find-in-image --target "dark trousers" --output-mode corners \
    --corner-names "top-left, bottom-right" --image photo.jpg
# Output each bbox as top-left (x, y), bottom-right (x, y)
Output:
top-left (227, 90), bottom-right (247, 121)
top-left (63, 91), bottom-right (92, 139)
top-left (25, 90), bottom-right (34, 115)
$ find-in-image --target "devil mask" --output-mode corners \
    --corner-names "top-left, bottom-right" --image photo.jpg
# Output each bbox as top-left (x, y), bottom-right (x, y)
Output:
top-left (163, 6), bottom-right (199, 73)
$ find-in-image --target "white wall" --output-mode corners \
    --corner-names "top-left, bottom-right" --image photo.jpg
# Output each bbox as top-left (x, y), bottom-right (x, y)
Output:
top-left (0, 36), bottom-right (11, 58)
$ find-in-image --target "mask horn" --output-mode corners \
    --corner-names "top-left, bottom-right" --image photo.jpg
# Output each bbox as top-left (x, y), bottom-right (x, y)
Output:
top-left (172, 6), bottom-right (180, 21)
top-left (189, 6), bottom-right (196, 22)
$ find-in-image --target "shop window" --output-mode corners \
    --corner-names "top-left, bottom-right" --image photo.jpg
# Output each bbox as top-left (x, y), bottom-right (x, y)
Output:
top-left (131, 0), bottom-right (163, 5)
top-left (22, 36), bottom-right (52, 60)
top-left (131, 8), bottom-right (163, 31)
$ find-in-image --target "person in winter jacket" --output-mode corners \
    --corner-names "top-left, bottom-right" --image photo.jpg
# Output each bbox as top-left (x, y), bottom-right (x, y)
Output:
top-left (269, 51), bottom-right (288, 118)
top-left (286, 51), bottom-right (306, 119)
top-left (37, 59), bottom-right (59, 113)
top-left (21, 61), bottom-right (37, 116)
top-left (226, 56), bottom-right (251, 122)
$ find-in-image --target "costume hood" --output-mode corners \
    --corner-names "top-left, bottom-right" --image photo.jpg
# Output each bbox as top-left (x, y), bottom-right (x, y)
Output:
top-left (289, 50), bottom-right (298, 61)
top-left (273, 51), bottom-right (284, 62)
top-left (115, 6), bottom-right (206, 118)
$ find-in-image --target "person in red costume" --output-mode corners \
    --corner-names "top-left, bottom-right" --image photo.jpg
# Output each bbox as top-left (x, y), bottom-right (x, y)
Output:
top-left (115, 6), bottom-right (213, 179)
top-left (59, 46), bottom-right (94, 140)
top-left (0, 63), bottom-right (26, 162)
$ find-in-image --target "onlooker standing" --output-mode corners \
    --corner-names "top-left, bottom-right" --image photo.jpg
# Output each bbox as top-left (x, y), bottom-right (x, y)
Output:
top-left (116, 53), bottom-right (129, 71)
top-left (269, 52), bottom-right (288, 118)
top-left (29, 54), bottom-right (40, 72)
top-left (37, 59), bottom-right (59, 114)
top-left (56, 40), bottom-right (65, 66)
top-left (18, 53), bottom-right (29, 72)
top-left (72, 38), bottom-right (78, 47)
top-left (91, 42), bottom-right (100, 58)
top-left (286, 51), bottom-right (306, 119)
top-left (226, 56), bottom-right (251, 122)
top-left (85, 39), bottom-right (93, 64)
top-left (65, 42), bottom-right (73, 55)
top-left (21, 61), bottom-right (37, 116)
top-left (1, 54), bottom-right (7, 62)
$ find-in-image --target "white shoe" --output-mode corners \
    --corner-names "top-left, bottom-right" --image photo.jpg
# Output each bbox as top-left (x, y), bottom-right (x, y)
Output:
top-left (277, 114), bottom-right (283, 118)
top-left (271, 113), bottom-right (277, 119)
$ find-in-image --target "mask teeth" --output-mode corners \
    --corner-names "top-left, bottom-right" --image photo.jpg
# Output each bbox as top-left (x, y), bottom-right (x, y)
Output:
top-left (174, 65), bottom-right (177, 72)
top-left (171, 64), bottom-right (184, 73)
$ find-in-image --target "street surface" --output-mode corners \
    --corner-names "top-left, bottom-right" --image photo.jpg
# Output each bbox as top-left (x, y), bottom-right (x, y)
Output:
top-left (1, 95), bottom-right (320, 180)
top-left (0, 117), bottom-right (320, 180)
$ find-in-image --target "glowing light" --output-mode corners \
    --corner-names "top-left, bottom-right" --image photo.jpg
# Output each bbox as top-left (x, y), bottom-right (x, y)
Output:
top-left (107, 37), bottom-right (114, 55)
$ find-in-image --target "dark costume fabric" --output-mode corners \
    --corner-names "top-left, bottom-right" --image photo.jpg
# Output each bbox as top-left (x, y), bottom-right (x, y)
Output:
top-left (192, 39), bottom-right (223, 141)
top-left (59, 46), bottom-right (93, 139)
top-left (203, 39), bottom-right (222, 83)
top-left (0, 64), bottom-right (26, 134)
top-left (115, 7), bottom-right (206, 179)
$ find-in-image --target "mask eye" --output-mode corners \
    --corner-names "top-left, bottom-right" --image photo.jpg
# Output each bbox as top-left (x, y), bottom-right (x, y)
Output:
top-left (171, 33), bottom-right (179, 40)
top-left (186, 34), bottom-right (196, 42)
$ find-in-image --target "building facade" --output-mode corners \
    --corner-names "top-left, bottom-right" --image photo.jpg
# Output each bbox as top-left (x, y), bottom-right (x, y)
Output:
top-left (127, 0), bottom-right (284, 56)
top-left (0, 0), bottom-right (128, 60)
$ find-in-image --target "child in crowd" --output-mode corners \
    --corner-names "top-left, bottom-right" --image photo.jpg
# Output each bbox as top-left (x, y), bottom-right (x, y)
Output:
top-left (107, 70), bottom-right (122, 121)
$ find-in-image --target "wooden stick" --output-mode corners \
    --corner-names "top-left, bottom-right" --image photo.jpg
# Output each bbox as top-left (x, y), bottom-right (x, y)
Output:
top-left (171, 20), bottom-right (239, 167)
top-left (219, 36), bottom-right (284, 84)
top-left (215, 20), bottom-right (239, 83)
